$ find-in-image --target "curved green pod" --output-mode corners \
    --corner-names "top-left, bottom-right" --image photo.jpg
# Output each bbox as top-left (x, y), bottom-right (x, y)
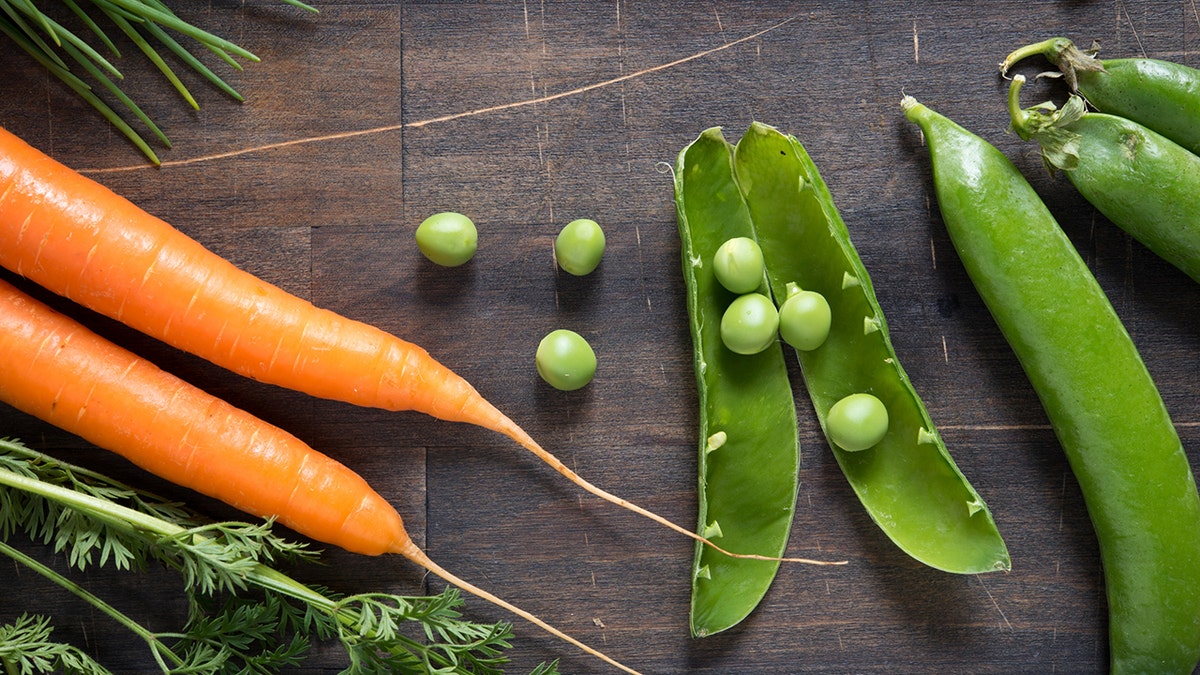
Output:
top-left (1002, 37), bottom-right (1200, 155)
top-left (674, 127), bottom-right (800, 637)
top-left (1007, 74), bottom-right (1200, 283)
top-left (904, 95), bottom-right (1200, 675)
top-left (732, 122), bottom-right (1008, 575)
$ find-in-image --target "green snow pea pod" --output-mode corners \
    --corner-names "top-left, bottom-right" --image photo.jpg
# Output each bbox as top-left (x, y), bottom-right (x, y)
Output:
top-left (1002, 37), bottom-right (1200, 155)
top-left (732, 122), bottom-right (1008, 575)
top-left (904, 95), bottom-right (1200, 675)
top-left (1006, 74), bottom-right (1200, 283)
top-left (674, 127), bottom-right (800, 637)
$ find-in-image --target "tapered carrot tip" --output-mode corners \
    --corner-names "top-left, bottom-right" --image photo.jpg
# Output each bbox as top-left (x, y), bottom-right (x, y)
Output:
top-left (390, 540), bottom-right (644, 674)
top-left (493, 414), bottom-right (848, 566)
top-left (417, 338), bottom-right (843, 564)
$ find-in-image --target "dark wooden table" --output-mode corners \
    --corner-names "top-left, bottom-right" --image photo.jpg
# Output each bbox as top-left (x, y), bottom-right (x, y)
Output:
top-left (3, 1), bottom-right (1200, 672)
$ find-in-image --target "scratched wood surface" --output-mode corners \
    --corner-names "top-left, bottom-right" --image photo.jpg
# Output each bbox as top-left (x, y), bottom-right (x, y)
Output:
top-left (2, 1), bottom-right (1200, 673)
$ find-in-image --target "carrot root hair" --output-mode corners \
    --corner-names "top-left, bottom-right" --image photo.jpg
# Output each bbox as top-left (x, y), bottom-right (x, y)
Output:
top-left (391, 540), bottom-right (643, 675)
top-left (486, 414), bottom-right (846, 566)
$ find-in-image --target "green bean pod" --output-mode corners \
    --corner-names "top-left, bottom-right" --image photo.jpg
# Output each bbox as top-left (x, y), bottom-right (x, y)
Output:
top-left (1002, 37), bottom-right (1200, 155)
top-left (1006, 74), bottom-right (1200, 283)
top-left (674, 127), bottom-right (800, 637)
top-left (732, 122), bottom-right (1008, 575)
top-left (904, 95), bottom-right (1200, 674)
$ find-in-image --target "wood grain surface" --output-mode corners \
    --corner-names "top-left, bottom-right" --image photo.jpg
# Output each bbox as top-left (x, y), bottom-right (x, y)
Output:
top-left (3, 1), bottom-right (1200, 673)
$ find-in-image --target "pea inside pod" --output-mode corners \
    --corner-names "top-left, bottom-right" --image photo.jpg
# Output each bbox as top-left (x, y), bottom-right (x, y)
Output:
top-left (731, 121), bottom-right (1008, 575)
top-left (712, 236), bottom-right (766, 293)
top-left (778, 283), bottom-right (831, 352)
top-left (674, 127), bottom-right (801, 637)
top-left (827, 393), bottom-right (889, 452)
top-left (719, 292), bottom-right (779, 355)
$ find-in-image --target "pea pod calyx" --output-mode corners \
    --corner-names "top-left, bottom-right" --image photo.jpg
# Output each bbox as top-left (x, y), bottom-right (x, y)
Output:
top-left (1006, 68), bottom-right (1200, 286)
top-left (1003, 36), bottom-right (1200, 157)
top-left (1006, 74), bottom-right (1088, 172)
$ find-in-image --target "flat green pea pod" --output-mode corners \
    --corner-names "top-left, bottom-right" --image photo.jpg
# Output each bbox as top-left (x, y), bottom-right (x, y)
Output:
top-left (731, 122), bottom-right (1008, 574)
top-left (904, 95), bottom-right (1200, 674)
top-left (673, 127), bottom-right (801, 637)
top-left (1006, 74), bottom-right (1200, 283)
top-left (1002, 37), bottom-right (1200, 155)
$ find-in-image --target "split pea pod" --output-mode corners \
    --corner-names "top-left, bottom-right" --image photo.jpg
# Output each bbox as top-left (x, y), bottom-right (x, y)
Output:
top-left (1002, 37), bottom-right (1200, 155)
top-left (1006, 74), bottom-right (1200, 283)
top-left (732, 122), bottom-right (1008, 575)
top-left (903, 95), bottom-right (1200, 674)
top-left (673, 127), bottom-right (801, 637)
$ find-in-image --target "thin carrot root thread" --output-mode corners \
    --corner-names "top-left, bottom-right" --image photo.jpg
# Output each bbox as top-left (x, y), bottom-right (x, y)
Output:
top-left (392, 540), bottom-right (644, 675)
top-left (490, 415), bottom-right (846, 567)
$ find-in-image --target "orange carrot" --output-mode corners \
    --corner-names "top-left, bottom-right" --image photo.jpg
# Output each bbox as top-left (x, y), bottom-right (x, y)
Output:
top-left (0, 125), bottom-right (833, 565)
top-left (0, 276), bottom-right (642, 674)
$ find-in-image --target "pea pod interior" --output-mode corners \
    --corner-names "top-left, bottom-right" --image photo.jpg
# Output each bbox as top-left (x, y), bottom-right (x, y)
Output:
top-left (732, 122), bottom-right (1009, 575)
top-left (674, 127), bottom-right (801, 637)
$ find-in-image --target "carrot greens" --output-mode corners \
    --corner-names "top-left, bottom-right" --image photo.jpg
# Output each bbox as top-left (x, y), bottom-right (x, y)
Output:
top-left (0, 0), bottom-right (315, 164)
top-left (0, 438), bottom-right (553, 675)
top-left (0, 614), bottom-right (107, 675)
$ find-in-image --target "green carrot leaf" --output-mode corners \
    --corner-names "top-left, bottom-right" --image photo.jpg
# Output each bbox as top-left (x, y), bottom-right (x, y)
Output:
top-left (2, 0), bottom-right (308, 160)
top-left (0, 614), bottom-right (110, 675)
top-left (0, 440), bottom-right (553, 673)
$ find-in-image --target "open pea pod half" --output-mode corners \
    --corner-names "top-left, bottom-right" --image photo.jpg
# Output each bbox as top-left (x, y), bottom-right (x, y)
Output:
top-left (732, 122), bottom-right (1009, 574)
top-left (674, 127), bottom-right (801, 637)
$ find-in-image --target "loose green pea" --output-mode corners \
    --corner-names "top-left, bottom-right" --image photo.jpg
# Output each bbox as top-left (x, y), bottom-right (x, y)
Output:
top-left (826, 393), bottom-right (889, 452)
top-left (555, 219), bottom-right (606, 276)
top-left (415, 212), bottom-right (477, 267)
top-left (778, 285), bottom-right (831, 351)
top-left (719, 292), bottom-right (779, 355)
top-left (712, 236), bottom-right (765, 294)
top-left (535, 329), bottom-right (597, 391)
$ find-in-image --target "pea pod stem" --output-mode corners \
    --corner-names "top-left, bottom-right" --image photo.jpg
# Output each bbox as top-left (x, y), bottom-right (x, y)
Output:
top-left (904, 94), bottom-right (1200, 674)
top-left (1000, 37), bottom-right (1105, 90)
top-left (1002, 36), bottom-right (1200, 155)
